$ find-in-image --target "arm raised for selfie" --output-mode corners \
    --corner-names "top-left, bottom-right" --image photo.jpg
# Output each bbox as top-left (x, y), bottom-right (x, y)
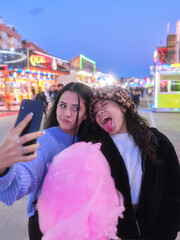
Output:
top-left (0, 113), bottom-right (44, 175)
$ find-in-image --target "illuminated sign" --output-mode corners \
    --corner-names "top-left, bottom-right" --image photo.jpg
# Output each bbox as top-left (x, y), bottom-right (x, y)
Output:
top-left (29, 51), bottom-right (69, 72)
top-left (0, 48), bottom-right (28, 68)
top-left (171, 63), bottom-right (180, 68)
top-left (157, 64), bottom-right (180, 73)
top-left (30, 55), bottom-right (46, 66)
top-left (29, 53), bottom-right (56, 70)
top-left (0, 48), bottom-right (70, 73)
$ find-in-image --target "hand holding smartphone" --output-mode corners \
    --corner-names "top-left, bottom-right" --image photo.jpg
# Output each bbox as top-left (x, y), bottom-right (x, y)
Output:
top-left (15, 99), bottom-right (45, 154)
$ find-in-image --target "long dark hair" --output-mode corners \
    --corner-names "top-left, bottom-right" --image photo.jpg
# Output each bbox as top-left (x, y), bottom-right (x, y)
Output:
top-left (124, 108), bottom-right (156, 162)
top-left (44, 82), bottom-right (93, 140)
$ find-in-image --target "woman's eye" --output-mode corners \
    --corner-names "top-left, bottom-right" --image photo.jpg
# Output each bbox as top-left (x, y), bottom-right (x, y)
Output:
top-left (73, 106), bottom-right (80, 111)
top-left (102, 102), bottom-right (108, 107)
top-left (59, 104), bottom-right (66, 108)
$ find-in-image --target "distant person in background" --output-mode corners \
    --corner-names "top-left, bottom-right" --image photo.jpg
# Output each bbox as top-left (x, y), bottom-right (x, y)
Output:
top-left (128, 87), bottom-right (133, 99)
top-left (49, 84), bottom-right (59, 108)
top-left (35, 87), bottom-right (48, 116)
top-left (57, 83), bottom-right (64, 91)
top-left (132, 87), bottom-right (141, 109)
top-left (147, 87), bottom-right (153, 96)
top-left (140, 86), bottom-right (145, 98)
top-left (31, 87), bottom-right (36, 100)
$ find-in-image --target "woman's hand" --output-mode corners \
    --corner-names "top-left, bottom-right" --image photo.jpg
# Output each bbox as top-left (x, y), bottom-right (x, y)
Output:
top-left (0, 113), bottom-right (44, 175)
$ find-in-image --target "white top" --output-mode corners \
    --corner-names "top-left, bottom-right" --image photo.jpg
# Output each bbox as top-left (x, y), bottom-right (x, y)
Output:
top-left (111, 133), bottom-right (142, 204)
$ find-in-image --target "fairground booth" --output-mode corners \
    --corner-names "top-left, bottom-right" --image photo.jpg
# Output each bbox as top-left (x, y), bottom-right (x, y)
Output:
top-left (70, 54), bottom-right (96, 84)
top-left (151, 63), bottom-right (180, 112)
top-left (58, 54), bottom-right (96, 87)
top-left (0, 48), bottom-right (70, 107)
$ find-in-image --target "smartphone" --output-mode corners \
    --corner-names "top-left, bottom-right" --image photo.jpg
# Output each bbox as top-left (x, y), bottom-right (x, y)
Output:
top-left (15, 99), bottom-right (45, 153)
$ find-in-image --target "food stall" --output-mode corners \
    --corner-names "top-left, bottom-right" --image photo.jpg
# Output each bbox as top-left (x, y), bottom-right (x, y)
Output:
top-left (152, 63), bottom-right (180, 112)
top-left (0, 48), bottom-right (70, 105)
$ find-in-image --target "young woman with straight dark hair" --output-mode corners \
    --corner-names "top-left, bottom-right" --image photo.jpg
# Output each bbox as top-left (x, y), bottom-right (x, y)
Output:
top-left (0, 82), bottom-right (93, 240)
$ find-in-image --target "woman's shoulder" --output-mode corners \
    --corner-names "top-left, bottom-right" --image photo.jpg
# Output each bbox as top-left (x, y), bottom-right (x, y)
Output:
top-left (38, 127), bottom-right (60, 143)
top-left (39, 126), bottom-right (77, 146)
top-left (37, 127), bottom-right (68, 156)
top-left (149, 127), bottom-right (174, 148)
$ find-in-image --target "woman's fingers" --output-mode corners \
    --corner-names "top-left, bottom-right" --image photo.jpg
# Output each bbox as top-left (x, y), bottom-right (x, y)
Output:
top-left (13, 113), bottom-right (34, 135)
top-left (20, 131), bottom-right (45, 145)
top-left (13, 149), bottom-right (38, 164)
top-left (18, 151), bottom-right (38, 162)
top-left (13, 112), bottom-right (45, 145)
top-left (0, 113), bottom-right (45, 171)
top-left (20, 142), bottom-right (40, 156)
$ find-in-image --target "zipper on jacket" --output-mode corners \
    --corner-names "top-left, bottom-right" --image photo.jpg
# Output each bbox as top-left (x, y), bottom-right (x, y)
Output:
top-left (135, 131), bottom-right (156, 238)
top-left (136, 218), bottom-right (141, 237)
top-left (134, 151), bottom-right (146, 238)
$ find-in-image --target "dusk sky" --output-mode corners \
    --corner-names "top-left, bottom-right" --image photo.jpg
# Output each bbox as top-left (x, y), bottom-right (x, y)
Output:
top-left (1, 0), bottom-right (180, 79)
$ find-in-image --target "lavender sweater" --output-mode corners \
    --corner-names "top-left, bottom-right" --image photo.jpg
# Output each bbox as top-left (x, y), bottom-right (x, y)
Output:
top-left (0, 127), bottom-right (78, 217)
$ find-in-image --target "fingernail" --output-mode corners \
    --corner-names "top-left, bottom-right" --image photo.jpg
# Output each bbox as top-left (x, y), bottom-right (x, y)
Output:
top-left (27, 112), bottom-right (34, 117)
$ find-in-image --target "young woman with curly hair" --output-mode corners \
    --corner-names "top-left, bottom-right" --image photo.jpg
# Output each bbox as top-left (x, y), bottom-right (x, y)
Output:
top-left (87, 85), bottom-right (180, 240)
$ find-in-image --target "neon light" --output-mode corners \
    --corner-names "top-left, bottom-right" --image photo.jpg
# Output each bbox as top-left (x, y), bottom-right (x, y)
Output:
top-left (78, 70), bottom-right (92, 77)
top-left (93, 65), bottom-right (96, 73)
top-left (172, 63), bottom-right (180, 68)
top-left (79, 54), bottom-right (96, 73)
top-left (154, 68), bottom-right (159, 108)
top-left (33, 51), bottom-right (69, 63)
top-left (30, 54), bottom-right (46, 66)
top-left (80, 55), bottom-right (82, 69)
top-left (80, 54), bottom-right (96, 64)
top-left (160, 64), bottom-right (171, 68)
top-left (153, 50), bottom-right (158, 64)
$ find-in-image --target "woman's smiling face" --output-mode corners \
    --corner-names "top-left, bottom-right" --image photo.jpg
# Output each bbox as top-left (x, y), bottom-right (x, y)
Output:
top-left (93, 99), bottom-right (127, 135)
top-left (56, 91), bottom-right (87, 135)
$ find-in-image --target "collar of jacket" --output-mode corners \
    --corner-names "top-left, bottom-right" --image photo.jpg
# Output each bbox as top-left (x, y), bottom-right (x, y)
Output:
top-left (148, 128), bottom-right (159, 147)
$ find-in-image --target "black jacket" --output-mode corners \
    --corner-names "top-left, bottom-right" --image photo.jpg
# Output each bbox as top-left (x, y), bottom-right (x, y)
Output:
top-left (98, 127), bottom-right (180, 240)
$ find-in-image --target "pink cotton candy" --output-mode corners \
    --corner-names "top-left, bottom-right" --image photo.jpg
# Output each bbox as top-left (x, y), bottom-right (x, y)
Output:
top-left (37, 142), bottom-right (125, 240)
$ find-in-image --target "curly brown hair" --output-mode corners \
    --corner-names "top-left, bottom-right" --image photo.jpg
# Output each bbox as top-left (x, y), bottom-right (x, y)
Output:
top-left (82, 108), bottom-right (156, 163)
top-left (124, 108), bottom-right (156, 163)
top-left (87, 85), bottom-right (157, 163)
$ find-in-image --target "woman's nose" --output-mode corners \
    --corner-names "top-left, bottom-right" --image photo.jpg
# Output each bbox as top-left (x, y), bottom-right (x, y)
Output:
top-left (64, 108), bottom-right (72, 117)
top-left (97, 109), bottom-right (104, 116)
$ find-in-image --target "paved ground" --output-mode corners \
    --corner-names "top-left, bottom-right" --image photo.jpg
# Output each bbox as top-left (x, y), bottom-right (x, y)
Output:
top-left (0, 95), bottom-right (179, 240)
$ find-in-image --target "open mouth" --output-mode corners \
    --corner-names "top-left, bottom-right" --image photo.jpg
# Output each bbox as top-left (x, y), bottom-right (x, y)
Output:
top-left (100, 115), bottom-right (113, 132)
top-left (101, 116), bottom-right (112, 125)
